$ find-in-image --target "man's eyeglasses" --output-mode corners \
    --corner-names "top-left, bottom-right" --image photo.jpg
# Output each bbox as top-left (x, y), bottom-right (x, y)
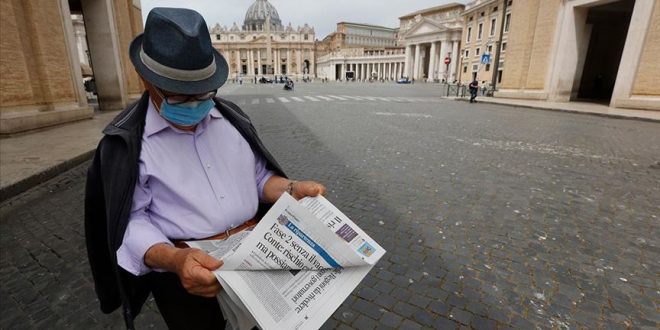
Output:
top-left (154, 88), bottom-right (217, 105)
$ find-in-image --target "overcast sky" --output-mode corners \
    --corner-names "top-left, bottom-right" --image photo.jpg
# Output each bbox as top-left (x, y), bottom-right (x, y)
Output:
top-left (140, 0), bottom-right (467, 39)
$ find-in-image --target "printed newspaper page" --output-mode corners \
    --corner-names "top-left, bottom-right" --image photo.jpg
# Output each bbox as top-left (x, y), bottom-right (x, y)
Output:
top-left (187, 193), bottom-right (385, 330)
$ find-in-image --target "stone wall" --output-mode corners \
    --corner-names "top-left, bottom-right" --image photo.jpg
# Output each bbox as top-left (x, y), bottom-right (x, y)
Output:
top-left (632, 2), bottom-right (660, 96)
top-left (1, 0), bottom-right (76, 108)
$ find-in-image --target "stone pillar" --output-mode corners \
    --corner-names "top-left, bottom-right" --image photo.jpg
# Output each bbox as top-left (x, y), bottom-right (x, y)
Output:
top-left (286, 49), bottom-right (291, 76)
top-left (81, 0), bottom-right (130, 110)
top-left (439, 41), bottom-right (450, 81)
top-left (235, 49), bottom-right (241, 78)
top-left (1, 0), bottom-right (94, 134)
top-left (310, 50), bottom-right (316, 77)
top-left (413, 44), bottom-right (421, 80)
top-left (296, 50), bottom-right (302, 75)
top-left (404, 45), bottom-right (412, 78)
top-left (428, 42), bottom-right (437, 82)
top-left (247, 50), bottom-right (253, 77)
top-left (257, 49), bottom-right (262, 75)
top-left (451, 41), bottom-right (459, 82)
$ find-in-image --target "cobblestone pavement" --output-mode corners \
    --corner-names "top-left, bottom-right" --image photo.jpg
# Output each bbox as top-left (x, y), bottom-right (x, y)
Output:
top-left (1, 83), bottom-right (658, 329)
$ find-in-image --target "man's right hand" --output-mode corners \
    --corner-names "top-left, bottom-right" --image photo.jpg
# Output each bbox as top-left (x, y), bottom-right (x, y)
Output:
top-left (144, 243), bottom-right (223, 297)
top-left (173, 248), bottom-right (223, 297)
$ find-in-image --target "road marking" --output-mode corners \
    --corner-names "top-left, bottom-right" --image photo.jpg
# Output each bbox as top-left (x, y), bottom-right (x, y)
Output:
top-left (340, 95), bottom-right (360, 100)
top-left (304, 96), bottom-right (320, 102)
top-left (316, 95), bottom-right (333, 101)
top-left (251, 98), bottom-right (260, 104)
top-left (375, 112), bottom-right (432, 118)
top-left (278, 97), bottom-right (290, 103)
top-left (291, 97), bottom-right (305, 102)
top-left (375, 97), bottom-right (389, 101)
top-left (266, 98), bottom-right (275, 103)
top-left (361, 96), bottom-right (377, 101)
top-left (327, 95), bottom-right (347, 100)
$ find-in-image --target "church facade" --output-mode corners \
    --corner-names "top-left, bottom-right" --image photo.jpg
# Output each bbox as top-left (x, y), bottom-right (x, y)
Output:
top-left (211, 0), bottom-right (316, 81)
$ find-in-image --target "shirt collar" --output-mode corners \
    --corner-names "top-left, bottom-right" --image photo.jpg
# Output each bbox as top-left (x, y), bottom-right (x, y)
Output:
top-left (145, 99), bottom-right (223, 137)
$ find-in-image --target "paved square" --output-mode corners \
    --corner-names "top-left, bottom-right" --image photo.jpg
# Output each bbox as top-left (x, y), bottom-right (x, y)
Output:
top-left (1, 82), bottom-right (658, 329)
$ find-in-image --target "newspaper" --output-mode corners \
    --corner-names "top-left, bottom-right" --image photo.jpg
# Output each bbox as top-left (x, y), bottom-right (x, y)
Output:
top-left (186, 193), bottom-right (385, 330)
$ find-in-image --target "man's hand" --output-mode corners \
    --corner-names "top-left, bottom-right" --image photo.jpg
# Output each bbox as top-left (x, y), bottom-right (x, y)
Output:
top-left (144, 243), bottom-right (223, 297)
top-left (262, 176), bottom-right (326, 203)
top-left (291, 181), bottom-right (326, 200)
top-left (173, 248), bottom-right (223, 297)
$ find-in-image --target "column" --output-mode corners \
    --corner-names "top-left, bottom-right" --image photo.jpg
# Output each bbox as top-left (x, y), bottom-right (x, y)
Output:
top-left (257, 49), bottom-right (262, 75)
top-left (235, 49), bottom-right (241, 77)
top-left (274, 49), bottom-right (279, 75)
top-left (404, 45), bottom-right (412, 78)
top-left (413, 44), bottom-right (421, 80)
top-left (451, 41), bottom-right (459, 82)
top-left (439, 41), bottom-right (449, 81)
top-left (286, 49), bottom-right (291, 76)
top-left (428, 42), bottom-right (437, 82)
top-left (296, 49), bottom-right (302, 75)
top-left (341, 63), bottom-right (346, 80)
top-left (247, 50), bottom-right (253, 77)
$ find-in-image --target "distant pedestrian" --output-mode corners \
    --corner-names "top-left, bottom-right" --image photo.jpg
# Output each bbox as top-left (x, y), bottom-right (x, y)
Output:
top-left (481, 81), bottom-right (487, 96)
top-left (469, 80), bottom-right (479, 103)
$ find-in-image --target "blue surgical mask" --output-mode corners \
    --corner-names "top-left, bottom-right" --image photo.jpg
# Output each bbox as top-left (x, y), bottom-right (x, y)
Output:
top-left (159, 99), bottom-right (214, 126)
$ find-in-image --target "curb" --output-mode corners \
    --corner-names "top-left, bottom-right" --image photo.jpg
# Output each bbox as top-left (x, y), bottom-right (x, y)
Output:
top-left (0, 149), bottom-right (95, 203)
top-left (450, 97), bottom-right (660, 123)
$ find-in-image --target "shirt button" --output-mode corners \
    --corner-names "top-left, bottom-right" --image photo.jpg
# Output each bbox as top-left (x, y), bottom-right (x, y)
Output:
top-left (206, 164), bottom-right (211, 168)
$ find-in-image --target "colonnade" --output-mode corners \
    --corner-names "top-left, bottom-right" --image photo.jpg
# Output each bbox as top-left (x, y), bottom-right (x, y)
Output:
top-left (337, 61), bottom-right (406, 81)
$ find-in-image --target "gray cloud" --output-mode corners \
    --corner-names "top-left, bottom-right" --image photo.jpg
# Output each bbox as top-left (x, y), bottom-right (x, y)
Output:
top-left (140, 0), bottom-right (466, 39)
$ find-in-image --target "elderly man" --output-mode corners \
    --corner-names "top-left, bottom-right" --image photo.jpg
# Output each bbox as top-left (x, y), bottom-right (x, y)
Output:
top-left (85, 7), bottom-right (325, 329)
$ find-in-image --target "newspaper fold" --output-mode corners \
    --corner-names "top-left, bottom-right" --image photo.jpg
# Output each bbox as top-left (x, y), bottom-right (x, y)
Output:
top-left (186, 193), bottom-right (385, 330)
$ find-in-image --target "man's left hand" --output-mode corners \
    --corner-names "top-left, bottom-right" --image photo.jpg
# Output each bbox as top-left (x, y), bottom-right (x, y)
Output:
top-left (291, 181), bottom-right (326, 200)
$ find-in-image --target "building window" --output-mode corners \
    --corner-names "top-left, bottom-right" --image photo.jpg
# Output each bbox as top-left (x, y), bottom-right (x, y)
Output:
top-left (488, 45), bottom-right (493, 53)
top-left (508, 0), bottom-right (512, 5)
top-left (469, 16), bottom-right (473, 22)
top-left (493, 6), bottom-right (498, 12)
top-left (476, 48), bottom-right (480, 56)
top-left (230, 36), bottom-right (234, 41)
top-left (498, 70), bottom-right (503, 83)
top-left (304, 34), bottom-right (309, 40)
top-left (504, 13), bottom-right (511, 32)
top-left (490, 18), bottom-right (497, 36)
top-left (464, 50), bottom-right (469, 57)
top-left (463, 65), bottom-right (467, 73)
top-left (477, 23), bottom-right (483, 40)
top-left (215, 34), bottom-right (221, 40)
top-left (481, 11), bottom-right (485, 17)
top-left (467, 26), bottom-right (472, 42)
top-left (501, 42), bottom-right (507, 51)
top-left (485, 64), bottom-right (490, 71)
top-left (472, 64), bottom-right (479, 71)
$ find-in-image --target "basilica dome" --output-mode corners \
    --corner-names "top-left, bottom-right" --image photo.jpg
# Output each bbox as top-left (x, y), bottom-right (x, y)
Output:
top-left (243, 0), bottom-right (283, 31)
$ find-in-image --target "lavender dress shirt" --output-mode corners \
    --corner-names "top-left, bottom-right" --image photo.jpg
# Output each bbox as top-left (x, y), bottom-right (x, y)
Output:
top-left (117, 101), bottom-right (274, 275)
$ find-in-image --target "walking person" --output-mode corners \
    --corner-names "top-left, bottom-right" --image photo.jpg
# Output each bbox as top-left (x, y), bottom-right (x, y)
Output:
top-left (469, 79), bottom-right (479, 103)
top-left (481, 81), bottom-right (487, 96)
top-left (85, 8), bottom-right (326, 329)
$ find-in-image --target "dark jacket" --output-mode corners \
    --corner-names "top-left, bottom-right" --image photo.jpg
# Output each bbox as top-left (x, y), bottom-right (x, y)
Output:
top-left (84, 92), bottom-right (286, 329)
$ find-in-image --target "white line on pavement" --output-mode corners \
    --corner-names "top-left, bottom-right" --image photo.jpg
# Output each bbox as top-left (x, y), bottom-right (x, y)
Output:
top-left (316, 96), bottom-right (333, 101)
top-left (266, 98), bottom-right (275, 103)
top-left (278, 97), bottom-right (290, 103)
top-left (290, 97), bottom-right (305, 102)
top-left (304, 96), bottom-right (320, 102)
top-left (327, 95), bottom-right (347, 100)
top-left (251, 98), bottom-right (260, 104)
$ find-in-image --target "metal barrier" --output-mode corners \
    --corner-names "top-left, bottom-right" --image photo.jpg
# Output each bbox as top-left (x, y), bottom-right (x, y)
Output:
top-left (440, 84), bottom-right (467, 98)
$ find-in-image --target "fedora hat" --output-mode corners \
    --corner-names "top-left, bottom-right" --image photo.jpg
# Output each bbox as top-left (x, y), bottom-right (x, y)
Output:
top-left (129, 7), bottom-right (228, 95)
